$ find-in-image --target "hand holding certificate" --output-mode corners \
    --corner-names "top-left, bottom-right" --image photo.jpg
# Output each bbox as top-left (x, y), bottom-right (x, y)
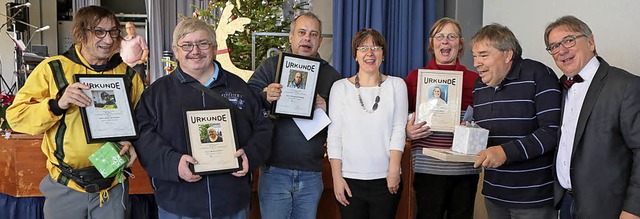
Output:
top-left (272, 53), bottom-right (321, 119)
top-left (183, 109), bottom-right (241, 175)
top-left (74, 74), bottom-right (138, 143)
top-left (414, 69), bottom-right (463, 132)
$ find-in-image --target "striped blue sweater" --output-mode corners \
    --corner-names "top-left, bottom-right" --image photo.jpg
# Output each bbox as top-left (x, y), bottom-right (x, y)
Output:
top-left (472, 57), bottom-right (561, 208)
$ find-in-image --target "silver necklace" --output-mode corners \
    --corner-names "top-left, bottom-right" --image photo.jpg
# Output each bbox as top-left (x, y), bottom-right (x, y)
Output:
top-left (355, 74), bottom-right (382, 113)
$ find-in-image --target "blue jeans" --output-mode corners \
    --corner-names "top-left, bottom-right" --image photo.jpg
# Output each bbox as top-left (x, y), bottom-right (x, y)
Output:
top-left (158, 205), bottom-right (248, 219)
top-left (258, 166), bottom-right (323, 219)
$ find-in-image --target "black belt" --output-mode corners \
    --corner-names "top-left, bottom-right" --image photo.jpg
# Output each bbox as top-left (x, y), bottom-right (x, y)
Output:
top-left (564, 189), bottom-right (573, 196)
top-left (55, 164), bottom-right (115, 193)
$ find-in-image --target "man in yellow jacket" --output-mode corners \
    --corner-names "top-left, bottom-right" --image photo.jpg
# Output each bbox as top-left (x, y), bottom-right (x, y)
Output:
top-left (6, 6), bottom-right (144, 218)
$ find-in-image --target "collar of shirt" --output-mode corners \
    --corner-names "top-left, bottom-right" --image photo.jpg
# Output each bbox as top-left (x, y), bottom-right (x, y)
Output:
top-left (493, 57), bottom-right (523, 90)
top-left (204, 62), bottom-right (220, 88)
top-left (175, 61), bottom-right (221, 87)
top-left (572, 56), bottom-right (599, 83)
top-left (503, 57), bottom-right (523, 82)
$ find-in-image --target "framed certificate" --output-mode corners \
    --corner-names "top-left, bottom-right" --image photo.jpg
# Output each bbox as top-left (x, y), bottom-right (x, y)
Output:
top-left (272, 53), bottom-right (321, 119)
top-left (74, 74), bottom-right (138, 143)
top-left (415, 69), bottom-right (463, 132)
top-left (183, 108), bottom-right (241, 175)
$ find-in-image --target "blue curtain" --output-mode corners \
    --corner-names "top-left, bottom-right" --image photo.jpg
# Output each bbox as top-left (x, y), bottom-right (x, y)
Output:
top-left (0, 193), bottom-right (157, 219)
top-left (333, 0), bottom-right (437, 79)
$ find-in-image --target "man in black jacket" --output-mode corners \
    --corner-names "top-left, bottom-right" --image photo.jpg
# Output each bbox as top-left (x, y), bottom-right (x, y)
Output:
top-left (134, 17), bottom-right (272, 218)
top-left (247, 12), bottom-right (341, 219)
top-left (545, 15), bottom-right (640, 219)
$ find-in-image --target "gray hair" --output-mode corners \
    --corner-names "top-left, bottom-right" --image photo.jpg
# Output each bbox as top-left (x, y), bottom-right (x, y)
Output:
top-left (172, 17), bottom-right (217, 47)
top-left (471, 23), bottom-right (522, 60)
top-left (544, 15), bottom-right (596, 54)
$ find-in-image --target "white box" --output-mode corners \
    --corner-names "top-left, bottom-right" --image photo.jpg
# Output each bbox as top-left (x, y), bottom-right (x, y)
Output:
top-left (451, 125), bottom-right (489, 155)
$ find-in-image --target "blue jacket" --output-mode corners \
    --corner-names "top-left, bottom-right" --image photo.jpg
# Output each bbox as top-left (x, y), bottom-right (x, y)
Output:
top-left (134, 60), bottom-right (272, 217)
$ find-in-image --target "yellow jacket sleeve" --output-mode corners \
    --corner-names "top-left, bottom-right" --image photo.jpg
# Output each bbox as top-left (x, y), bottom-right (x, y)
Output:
top-left (6, 59), bottom-right (63, 135)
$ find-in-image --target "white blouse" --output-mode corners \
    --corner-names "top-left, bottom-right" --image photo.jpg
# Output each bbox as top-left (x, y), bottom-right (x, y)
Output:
top-left (327, 76), bottom-right (408, 180)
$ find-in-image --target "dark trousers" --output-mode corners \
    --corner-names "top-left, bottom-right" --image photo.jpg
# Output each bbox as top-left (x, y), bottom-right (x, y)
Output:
top-left (413, 173), bottom-right (479, 219)
top-left (559, 190), bottom-right (576, 219)
top-left (484, 198), bottom-right (557, 219)
top-left (339, 178), bottom-right (402, 219)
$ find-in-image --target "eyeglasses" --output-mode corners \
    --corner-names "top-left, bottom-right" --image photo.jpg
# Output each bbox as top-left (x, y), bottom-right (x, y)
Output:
top-left (546, 34), bottom-right (587, 55)
top-left (432, 33), bottom-right (459, 41)
top-left (86, 29), bottom-right (121, 39)
top-left (177, 42), bottom-right (214, 52)
top-left (357, 45), bottom-right (382, 52)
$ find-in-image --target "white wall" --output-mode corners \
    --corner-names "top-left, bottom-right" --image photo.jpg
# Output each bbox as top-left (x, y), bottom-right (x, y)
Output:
top-left (312, 0), bottom-right (333, 64)
top-left (484, 0), bottom-right (640, 76)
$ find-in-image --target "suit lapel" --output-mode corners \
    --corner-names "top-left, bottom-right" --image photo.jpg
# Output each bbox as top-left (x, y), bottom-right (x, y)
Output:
top-left (572, 57), bottom-right (609, 157)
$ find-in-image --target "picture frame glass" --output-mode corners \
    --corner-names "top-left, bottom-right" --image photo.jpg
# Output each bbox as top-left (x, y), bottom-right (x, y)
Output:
top-left (272, 53), bottom-right (321, 119)
top-left (415, 69), bottom-right (463, 132)
top-left (184, 108), bottom-right (241, 175)
top-left (74, 74), bottom-right (138, 143)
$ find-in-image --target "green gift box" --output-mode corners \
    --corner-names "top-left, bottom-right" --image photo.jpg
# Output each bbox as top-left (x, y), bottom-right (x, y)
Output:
top-left (89, 142), bottom-right (130, 178)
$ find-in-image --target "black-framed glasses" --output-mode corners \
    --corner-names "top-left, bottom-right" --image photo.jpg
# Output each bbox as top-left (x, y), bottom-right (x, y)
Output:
top-left (177, 42), bottom-right (214, 52)
top-left (356, 45), bottom-right (382, 52)
top-left (546, 34), bottom-right (587, 55)
top-left (432, 33), bottom-right (459, 41)
top-left (86, 29), bottom-right (121, 39)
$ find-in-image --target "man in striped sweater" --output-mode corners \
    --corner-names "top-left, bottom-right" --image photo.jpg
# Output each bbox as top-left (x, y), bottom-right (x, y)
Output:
top-left (470, 24), bottom-right (562, 219)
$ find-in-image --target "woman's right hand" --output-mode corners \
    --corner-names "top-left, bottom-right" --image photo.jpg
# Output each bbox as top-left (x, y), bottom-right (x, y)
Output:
top-left (333, 176), bottom-right (352, 206)
top-left (406, 113), bottom-right (432, 140)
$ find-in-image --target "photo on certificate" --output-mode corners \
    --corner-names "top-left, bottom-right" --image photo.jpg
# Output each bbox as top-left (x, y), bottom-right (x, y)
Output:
top-left (272, 52), bottom-right (321, 119)
top-left (74, 74), bottom-right (138, 143)
top-left (415, 69), bottom-right (463, 132)
top-left (184, 109), bottom-right (241, 175)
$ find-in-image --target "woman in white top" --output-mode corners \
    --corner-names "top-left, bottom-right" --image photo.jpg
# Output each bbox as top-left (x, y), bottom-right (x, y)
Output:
top-left (327, 28), bottom-right (408, 219)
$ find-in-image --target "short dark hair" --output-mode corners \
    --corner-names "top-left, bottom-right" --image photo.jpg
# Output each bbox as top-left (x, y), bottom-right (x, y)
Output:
top-left (471, 23), bottom-right (522, 60)
top-left (351, 28), bottom-right (387, 59)
top-left (72, 6), bottom-right (121, 45)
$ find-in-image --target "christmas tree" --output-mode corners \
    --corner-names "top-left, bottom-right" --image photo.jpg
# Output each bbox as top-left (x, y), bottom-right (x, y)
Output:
top-left (192, 0), bottom-right (309, 70)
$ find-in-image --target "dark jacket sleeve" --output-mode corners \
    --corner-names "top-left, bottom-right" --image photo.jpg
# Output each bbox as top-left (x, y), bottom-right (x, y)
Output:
top-left (240, 91), bottom-right (273, 172)
top-left (247, 57), bottom-right (277, 110)
top-left (621, 74), bottom-right (640, 215)
top-left (134, 88), bottom-right (183, 182)
top-left (502, 64), bottom-right (562, 162)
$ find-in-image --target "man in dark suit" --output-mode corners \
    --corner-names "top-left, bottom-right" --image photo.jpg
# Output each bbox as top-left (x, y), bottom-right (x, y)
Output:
top-left (545, 15), bottom-right (640, 219)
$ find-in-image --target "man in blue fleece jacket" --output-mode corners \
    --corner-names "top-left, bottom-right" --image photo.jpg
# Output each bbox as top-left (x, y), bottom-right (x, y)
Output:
top-left (134, 18), bottom-right (273, 219)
